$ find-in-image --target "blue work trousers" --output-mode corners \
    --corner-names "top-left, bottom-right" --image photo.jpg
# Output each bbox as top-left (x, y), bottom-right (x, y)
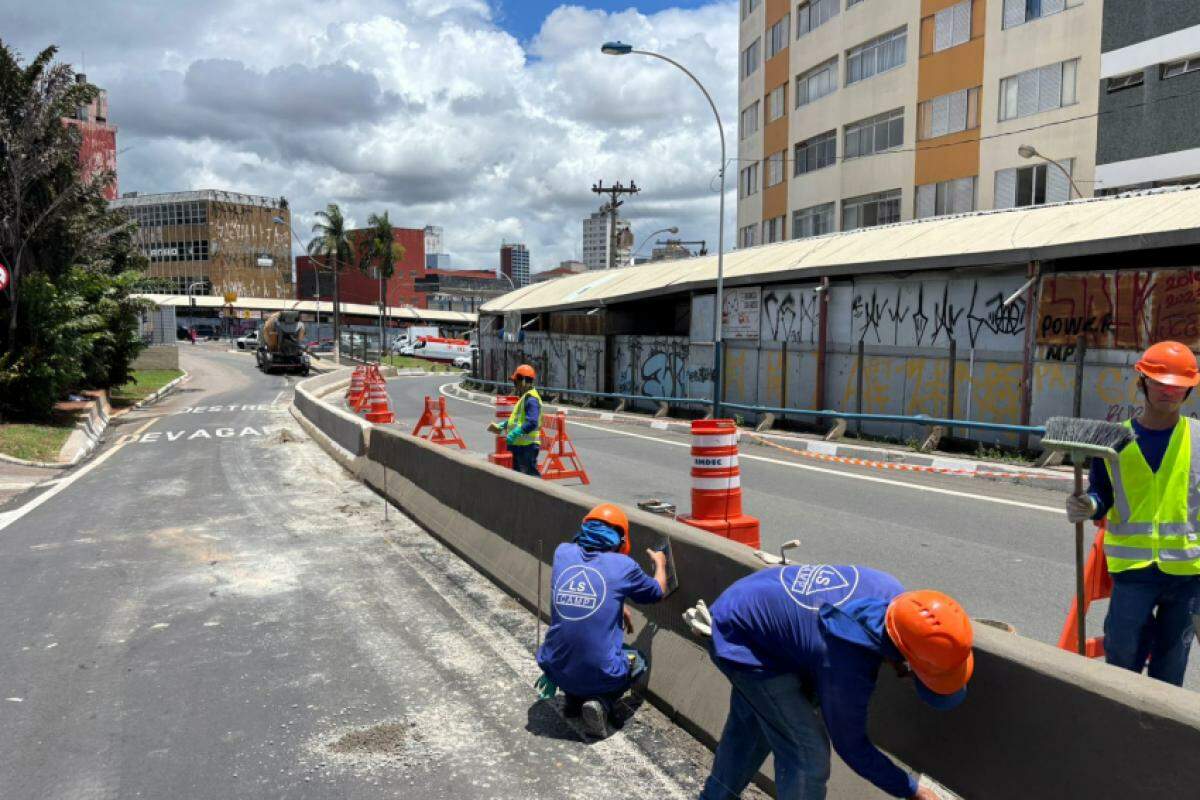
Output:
top-left (700, 654), bottom-right (830, 800)
top-left (509, 444), bottom-right (540, 477)
top-left (1104, 565), bottom-right (1200, 686)
top-left (562, 646), bottom-right (647, 716)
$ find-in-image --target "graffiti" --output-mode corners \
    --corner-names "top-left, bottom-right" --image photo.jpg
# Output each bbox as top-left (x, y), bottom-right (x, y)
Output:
top-left (687, 366), bottom-right (715, 383)
top-left (931, 283), bottom-right (963, 345)
top-left (886, 287), bottom-right (910, 344)
top-left (1043, 344), bottom-right (1079, 362)
top-left (966, 285), bottom-right (1026, 346)
top-left (1035, 269), bottom-right (1200, 349)
top-left (641, 349), bottom-right (687, 398)
top-left (845, 277), bottom-right (1025, 348)
top-left (851, 289), bottom-right (890, 344)
top-left (762, 287), bottom-right (819, 343)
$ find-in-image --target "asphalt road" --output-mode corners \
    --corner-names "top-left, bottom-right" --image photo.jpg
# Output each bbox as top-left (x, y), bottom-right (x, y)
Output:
top-left (0, 349), bottom-right (760, 800)
top-left (384, 373), bottom-right (1200, 691)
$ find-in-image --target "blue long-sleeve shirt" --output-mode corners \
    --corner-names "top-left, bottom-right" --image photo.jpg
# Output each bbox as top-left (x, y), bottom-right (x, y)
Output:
top-left (1086, 419), bottom-right (1175, 519)
top-left (710, 566), bottom-right (919, 798)
top-left (520, 394), bottom-right (540, 435)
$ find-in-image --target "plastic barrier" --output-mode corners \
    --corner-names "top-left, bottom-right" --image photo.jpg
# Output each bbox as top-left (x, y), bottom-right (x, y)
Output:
top-left (363, 378), bottom-right (395, 424)
top-left (537, 412), bottom-right (589, 484)
top-left (678, 419), bottom-right (760, 549)
top-left (1058, 524), bottom-right (1111, 659)
top-left (487, 395), bottom-right (516, 468)
top-left (347, 366), bottom-right (367, 411)
top-left (412, 396), bottom-right (467, 449)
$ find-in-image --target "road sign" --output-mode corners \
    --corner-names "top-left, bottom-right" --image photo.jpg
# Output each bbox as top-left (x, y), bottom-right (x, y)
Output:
top-left (0, 263), bottom-right (9, 291)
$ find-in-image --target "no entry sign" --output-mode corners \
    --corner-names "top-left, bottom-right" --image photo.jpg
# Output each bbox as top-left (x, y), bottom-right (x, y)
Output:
top-left (0, 263), bottom-right (9, 292)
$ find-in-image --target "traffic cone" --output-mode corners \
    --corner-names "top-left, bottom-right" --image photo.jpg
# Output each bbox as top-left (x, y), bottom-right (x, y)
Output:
top-left (363, 378), bottom-right (395, 424)
top-left (1058, 524), bottom-right (1111, 659)
top-left (412, 396), bottom-right (466, 448)
top-left (487, 395), bottom-right (516, 468)
top-left (347, 367), bottom-right (366, 409)
top-left (538, 413), bottom-right (589, 484)
top-left (678, 419), bottom-right (761, 548)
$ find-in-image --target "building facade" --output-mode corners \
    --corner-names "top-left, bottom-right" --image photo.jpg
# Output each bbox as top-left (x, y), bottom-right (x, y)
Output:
top-left (582, 208), bottom-right (633, 270)
top-left (1096, 2), bottom-right (1200, 193)
top-left (63, 73), bottom-right (118, 201)
top-left (424, 225), bottom-right (452, 269)
top-left (736, 0), bottom-right (1101, 246)
top-left (500, 242), bottom-right (531, 287)
top-left (417, 269), bottom-right (510, 311)
top-left (295, 225), bottom-right (427, 308)
top-left (111, 190), bottom-right (292, 297)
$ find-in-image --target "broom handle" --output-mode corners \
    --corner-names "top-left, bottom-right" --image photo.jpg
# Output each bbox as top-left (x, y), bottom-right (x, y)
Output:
top-left (1074, 463), bottom-right (1086, 656)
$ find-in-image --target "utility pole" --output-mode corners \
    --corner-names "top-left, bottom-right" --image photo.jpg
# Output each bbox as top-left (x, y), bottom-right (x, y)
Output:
top-left (591, 180), bottom-right (640, 270)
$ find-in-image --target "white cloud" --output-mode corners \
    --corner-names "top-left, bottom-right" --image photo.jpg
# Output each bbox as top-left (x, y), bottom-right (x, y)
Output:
top-left (7, 0), bottom-right (738, 271)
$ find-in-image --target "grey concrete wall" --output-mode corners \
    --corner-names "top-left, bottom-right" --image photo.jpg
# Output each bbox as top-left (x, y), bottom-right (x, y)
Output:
top-left (131, 344), bottom-right (180, 371)
top-left (1101, 0), bottom-right (1200, 53)
top-left (293, 370), bottom-right (368, 457)
top-left (1097, 65), bottom-right (1200, 166)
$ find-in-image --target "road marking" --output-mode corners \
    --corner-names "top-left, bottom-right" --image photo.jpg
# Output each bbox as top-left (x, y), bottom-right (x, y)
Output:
top-left (128, 426), bottom-right (268, 444)
top-left (0, 416), bottom-right (159, 532)
top-left (272, 390), bottom-right (287, 405)
top-left (438, 383), bottom-right (1064, 516)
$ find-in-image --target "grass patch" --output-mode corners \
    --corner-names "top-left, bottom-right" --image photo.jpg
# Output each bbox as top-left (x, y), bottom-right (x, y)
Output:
top-left (381, 355), bottom-right (461, 372)
top-left (110, 369), bottom-right (185, 408)
top-left (0, 419), bottom-right (74, 462)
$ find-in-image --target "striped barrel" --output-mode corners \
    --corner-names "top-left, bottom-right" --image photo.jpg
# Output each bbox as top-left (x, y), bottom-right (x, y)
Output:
top-left (679, 419), bottom-right (761, 549)
top-left (487, 395), bottom-right (516, 468)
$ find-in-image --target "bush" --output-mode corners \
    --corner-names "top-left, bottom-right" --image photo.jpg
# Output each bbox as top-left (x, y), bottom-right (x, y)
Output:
top-left (0, 275), bottom-right (87, 419)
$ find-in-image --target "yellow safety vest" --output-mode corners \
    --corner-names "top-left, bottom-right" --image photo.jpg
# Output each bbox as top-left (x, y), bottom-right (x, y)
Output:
top-left (1103, 417), bottom-right (1200, 575)
top-left (506, 388), bottom-right (542, 447)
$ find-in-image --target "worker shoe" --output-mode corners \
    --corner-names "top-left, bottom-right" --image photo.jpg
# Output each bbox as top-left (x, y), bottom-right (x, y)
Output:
top-left (581, 700), bottom-right (609, 738)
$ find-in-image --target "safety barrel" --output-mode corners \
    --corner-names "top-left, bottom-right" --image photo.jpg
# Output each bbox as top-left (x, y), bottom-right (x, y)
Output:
top-left (487, 395), bottom-right (516, 468)
top-left (678, 419), bottom-right (761, 548)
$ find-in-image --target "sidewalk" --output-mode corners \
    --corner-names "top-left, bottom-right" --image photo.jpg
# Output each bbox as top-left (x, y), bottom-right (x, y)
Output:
top-left (0, 460), bottom-right (59, 507)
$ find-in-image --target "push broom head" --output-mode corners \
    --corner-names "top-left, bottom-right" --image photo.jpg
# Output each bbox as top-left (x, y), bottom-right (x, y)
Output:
top-left (1041, 416), bottom-right (1137, 462)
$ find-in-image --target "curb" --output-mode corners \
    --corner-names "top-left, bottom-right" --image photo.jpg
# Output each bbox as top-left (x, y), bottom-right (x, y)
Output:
top-left (129, 370), bottom-right (190, 411)
top-left (448, 380), bottom-right (1072, 493)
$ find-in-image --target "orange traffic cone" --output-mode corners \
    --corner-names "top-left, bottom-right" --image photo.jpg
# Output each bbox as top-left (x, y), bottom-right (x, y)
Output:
top-left (363, 379), bottom-right (395, 424)
top-left (347, 367), bottom-right (366, 409)
top-left (1058, 524), bottom-right (1111, 659)
top-left (412, 396), bottom-right (466, 448)
top-left (678, 419), bottom-right (761, 548)
top-left (537, 413), bottom-right (589, 484)
top-left (487, 396), bottom-right (516, 468)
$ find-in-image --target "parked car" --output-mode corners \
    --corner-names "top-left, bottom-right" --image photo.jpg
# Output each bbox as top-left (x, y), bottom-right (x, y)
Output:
top-left (236, 330), bottom-right (259, 350)
top-left (452, 347), bottom-right (478, 370)
top-left (305, 338), bottom-right (334, 354)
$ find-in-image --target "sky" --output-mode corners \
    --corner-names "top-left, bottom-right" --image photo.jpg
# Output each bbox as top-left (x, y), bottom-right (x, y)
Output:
top-left (3, 0), bottom-right (736, 273)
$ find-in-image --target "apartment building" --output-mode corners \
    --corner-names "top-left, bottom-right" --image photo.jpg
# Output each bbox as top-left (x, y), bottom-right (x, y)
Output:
top-left (500, 242), bottom-right (531, 287)
top-left (736, 0), bottom-right (1101, 246)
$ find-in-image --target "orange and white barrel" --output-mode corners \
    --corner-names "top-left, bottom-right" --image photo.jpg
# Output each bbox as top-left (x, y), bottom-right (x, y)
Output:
top-left (678, 419), bottom-right (760, 548)
top-left (487, 395), bottom-right (517, 468)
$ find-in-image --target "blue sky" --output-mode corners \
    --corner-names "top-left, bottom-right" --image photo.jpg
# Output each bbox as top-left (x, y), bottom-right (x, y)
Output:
top-left (494, 0), bottom-right (714, 41)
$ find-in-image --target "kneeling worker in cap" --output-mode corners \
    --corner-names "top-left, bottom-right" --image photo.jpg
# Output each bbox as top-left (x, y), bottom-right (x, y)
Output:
top-left (697, 564), bottom-right (973, 800)
top-left (536, 503), bottom-right (668, 737)
top-left (488, 363), bottom-right (542, 477)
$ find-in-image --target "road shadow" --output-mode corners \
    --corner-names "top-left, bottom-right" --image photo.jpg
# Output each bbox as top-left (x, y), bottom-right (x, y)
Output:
top-left (524, 691), bottom-right (648, 743)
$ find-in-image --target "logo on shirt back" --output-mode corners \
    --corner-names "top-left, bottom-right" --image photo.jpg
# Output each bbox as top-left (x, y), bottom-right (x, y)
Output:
top-left (553, 565), bottom-right (607, 621)
top-left (779, 564), bottom-right (860, 611)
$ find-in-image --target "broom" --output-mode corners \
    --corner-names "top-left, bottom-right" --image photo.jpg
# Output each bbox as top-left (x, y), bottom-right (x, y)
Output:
top-left (1040, 417), bottom-right (1136, 655)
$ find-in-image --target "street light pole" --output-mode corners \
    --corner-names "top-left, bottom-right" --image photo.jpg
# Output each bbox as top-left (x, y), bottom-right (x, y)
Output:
top-left (632, 226), bottom-right (680, 261)
top-left (1017, 144), bottom-right (1085, 200)
top-left (602, 42), bottom-right (727, 417)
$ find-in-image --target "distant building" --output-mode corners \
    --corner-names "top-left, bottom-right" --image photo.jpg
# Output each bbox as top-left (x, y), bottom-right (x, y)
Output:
top-left (650, 240), bottom-right (698, 262)
top-left (111, 189), bottom-right (291, 298)
top-left (417, 269), bottom-right (510, 312)
top-left (500, 242), bottom-right (531, 287)
top-left (424, 225), bottom-right (452, 269)
top-left (295, 225), bottom-right (427, 307)
top-left (582, 208), bottom-right (632, 270)
top-left (531, 262), bottom-right (589, 283)
top-left (63, 73), bottom-right (118, 200)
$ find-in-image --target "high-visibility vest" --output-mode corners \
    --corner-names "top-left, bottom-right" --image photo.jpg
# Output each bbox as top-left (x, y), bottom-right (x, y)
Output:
top-left (505, 388), bottom-right (542, 447)
top-left (1103, 417), bottom-right (1200, 575)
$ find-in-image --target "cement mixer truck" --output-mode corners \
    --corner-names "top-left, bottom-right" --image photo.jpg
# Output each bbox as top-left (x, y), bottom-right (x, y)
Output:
top-left (255, 310), bottom-right (312, 375)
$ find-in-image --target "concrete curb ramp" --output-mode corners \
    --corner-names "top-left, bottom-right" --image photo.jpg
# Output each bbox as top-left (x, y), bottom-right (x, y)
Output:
top-left (293, 371), bottom-right (1200, 800)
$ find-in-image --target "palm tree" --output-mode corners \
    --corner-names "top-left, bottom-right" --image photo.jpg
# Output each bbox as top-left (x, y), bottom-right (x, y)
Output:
top-left (307, 203), bottom-right (352, 360)
top-left (358, 211), bottom-right (405, 358)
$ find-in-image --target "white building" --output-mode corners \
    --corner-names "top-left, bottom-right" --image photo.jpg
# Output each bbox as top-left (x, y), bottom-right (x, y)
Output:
top-left (582, 208), bottom-right (633, 270)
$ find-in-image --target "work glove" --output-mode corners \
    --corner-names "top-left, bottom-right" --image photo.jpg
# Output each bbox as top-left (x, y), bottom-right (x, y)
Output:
top-left (534, 673), bottom-right (558, 699)
top-left (683, 599), bottom-right (713, 638)
top-left (506, 427), bottom-right (522, 446)
top-left (1065, 493), bottom-right (1099, 523)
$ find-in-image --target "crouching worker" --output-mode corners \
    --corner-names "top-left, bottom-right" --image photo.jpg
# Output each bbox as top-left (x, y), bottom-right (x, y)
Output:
top-left (697, 565), bottom-right (974, 800)
top-left (535, 503), bottom-right (668, 737)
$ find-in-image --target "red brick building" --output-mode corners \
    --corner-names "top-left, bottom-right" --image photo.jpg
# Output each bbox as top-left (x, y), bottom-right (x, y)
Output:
top-left (296, 225), bottom-right (427, 308)
top-left (63, 74), bottom-right (118, 201)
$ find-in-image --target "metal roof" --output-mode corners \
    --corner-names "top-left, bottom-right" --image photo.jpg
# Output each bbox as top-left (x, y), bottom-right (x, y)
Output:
top-left (481, 185), bottom-right (1200, 315)
top-left (134, 294), bottom-right (476, 324)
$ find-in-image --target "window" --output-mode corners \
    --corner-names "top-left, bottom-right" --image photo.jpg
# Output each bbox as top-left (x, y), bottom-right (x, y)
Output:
top-left (921, 0), bottom-right (971, 55)
top-left (847, 0), bottom-right (865, 6)
top-left (795, 58), bottom-right (838, 107)
top-left (796, 0), bottom-right (838, 38)
top-left (740, 162), bottom-right (759, 197)
top-left (792, 202), bottom-right (835, 238)
top-left (846, 27), bottom-right (906, 85)
top-left (999, 59), bottom-right (1078, 121)
top-left (794, 130), bottom-right (837, 176)
top-left (764, 215), bottom-right (786, 243)
top-left (740, 100), bottom-right (760, 139)
top-left (1106, 71), bottom-right (1144, 92)
top-left (918, 87), bottom-right (980, 139)
top-left (994, 159), bottom-right (1074, 207)
top-left (844, 108), bottom-right (904, 159)
top-left (768, 83), bottom-right (787, 121)
top-left (1162, 57), bottom-right (1200, 80)
top-left (915, 176), bottom-right (976, 218)
top-left (739, 223), bottom-right (760, 248)
top-left (1002, 0), bottom-right (1076, 29)
top-left (742, 0), bottom-right (761, 19)
top-left (766, 151), bottom-right (786, 187)
top-left (767, 15), bottom-right (791, 59)
top-left (842, 189), bottom-right (902, 230)
top-left (742, 38), bottom-right (761, 79)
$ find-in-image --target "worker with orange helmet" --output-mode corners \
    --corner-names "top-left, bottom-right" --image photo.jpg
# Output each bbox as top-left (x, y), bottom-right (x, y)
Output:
top-left (535, 502), bottom-right (668, 738)
top-left (697, 566), bottom-right (972, 800)
top-left (1066, 340), bottom-right (1200, 685)
top-left (488, 363), bottom-right (542, 477)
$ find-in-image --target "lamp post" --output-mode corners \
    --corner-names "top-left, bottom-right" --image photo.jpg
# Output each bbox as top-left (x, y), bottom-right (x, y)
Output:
top-left (273, 215), bottom-right (330, 350)
top-left (1017, 144), bottom-right (1084, 200)
top-left (632, 226), bottom-right (680, 261)
top-left (496, 270), bottom-right (516, 291)
top-left (185, 281), bottom-right (206, 340)
top-left (602, 41), bottom-right (727, 417)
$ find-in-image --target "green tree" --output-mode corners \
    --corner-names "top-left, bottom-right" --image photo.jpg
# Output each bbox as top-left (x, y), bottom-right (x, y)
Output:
top-left (306, 203), bottom-right (353, 355)
top-left (359, 211), bottom-right (406, 354)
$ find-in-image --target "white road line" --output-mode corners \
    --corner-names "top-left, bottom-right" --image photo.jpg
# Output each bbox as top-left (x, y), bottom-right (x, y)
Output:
top-left (438, 383), bottom-right (1064, 516)
top-left (272, 390), bottom-right (287, 405)
top-left (0, 416), bottom-right (159, 532)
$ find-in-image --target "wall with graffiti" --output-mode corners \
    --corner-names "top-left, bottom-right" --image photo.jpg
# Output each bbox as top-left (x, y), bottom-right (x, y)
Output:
top-left (479, 331), bottom-right (605, 395)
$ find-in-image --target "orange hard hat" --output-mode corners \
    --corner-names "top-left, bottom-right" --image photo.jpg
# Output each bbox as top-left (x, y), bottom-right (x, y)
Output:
top-left (885, 590), bottom-right (974, 696)
top-left (511, 364), bottom-right (536, 381)
top-left (1135, 341), bottom-right (1200, 388)
top-left (583, 503), bottom-right (630, 555)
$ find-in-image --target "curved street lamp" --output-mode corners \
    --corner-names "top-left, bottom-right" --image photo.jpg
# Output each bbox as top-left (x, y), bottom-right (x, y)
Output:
top-left (602, 41), bottom-right (728, 417)
top-left (632, 226), bottom-right (680, 260)
top-left (1017, 144), bottom-right (1084, 200)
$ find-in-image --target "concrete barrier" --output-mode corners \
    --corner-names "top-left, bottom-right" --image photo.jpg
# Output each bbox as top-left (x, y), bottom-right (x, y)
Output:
top-left (298, 378), bottom-right (1200, 800)
top-left (293, 369), bottom-right (370, 460)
